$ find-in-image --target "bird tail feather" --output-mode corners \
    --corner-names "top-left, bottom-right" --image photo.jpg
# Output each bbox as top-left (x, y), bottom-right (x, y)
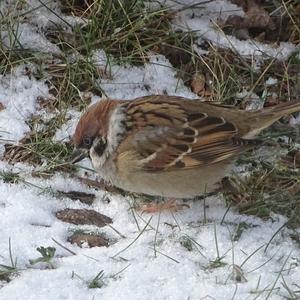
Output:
top-left (244, 100), bottom-right (300, 138)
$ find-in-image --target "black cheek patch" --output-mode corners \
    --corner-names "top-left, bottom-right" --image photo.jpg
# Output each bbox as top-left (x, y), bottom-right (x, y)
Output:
top-left (94, 139), bottom-right (107, 156)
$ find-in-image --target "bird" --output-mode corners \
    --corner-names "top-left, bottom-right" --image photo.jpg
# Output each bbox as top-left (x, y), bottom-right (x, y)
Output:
top-left (72, 95), bottom-right (300, 201)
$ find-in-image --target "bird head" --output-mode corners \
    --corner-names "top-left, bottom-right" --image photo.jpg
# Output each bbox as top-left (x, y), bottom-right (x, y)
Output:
top-left (71, 100), bottom-right (118, 164)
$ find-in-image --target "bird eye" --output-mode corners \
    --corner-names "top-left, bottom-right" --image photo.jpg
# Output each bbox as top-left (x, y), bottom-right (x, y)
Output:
top-left (83, 137), bottom-right (93, 147)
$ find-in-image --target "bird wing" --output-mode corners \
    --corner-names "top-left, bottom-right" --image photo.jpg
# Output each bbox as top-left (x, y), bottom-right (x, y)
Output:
top-left (121, 97), bottom-right (249, 172)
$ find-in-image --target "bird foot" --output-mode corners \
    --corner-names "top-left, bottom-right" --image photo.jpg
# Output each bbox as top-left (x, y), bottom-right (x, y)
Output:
top-left (139, 199), bottom-right (190, 214)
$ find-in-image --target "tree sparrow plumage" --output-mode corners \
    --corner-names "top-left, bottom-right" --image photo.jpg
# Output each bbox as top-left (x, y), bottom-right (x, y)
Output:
top-left (72, 95), bottom-right (300, 198)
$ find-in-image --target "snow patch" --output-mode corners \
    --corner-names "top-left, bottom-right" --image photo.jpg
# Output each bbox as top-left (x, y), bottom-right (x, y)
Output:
top-left (93, 50), bottom-right (197, 100)
top-left (236, 90), bottom-right (265, 110)
top-left (265, 77), bottom-right (278, 86)
top-left (167, 0), bottom-right (295, 60)
top-left (53, 110), bottom-right (81, 142)
top-left (1, 23), bottom-right (62, 55)
top-left (0, 65), bottom-right (50, 142)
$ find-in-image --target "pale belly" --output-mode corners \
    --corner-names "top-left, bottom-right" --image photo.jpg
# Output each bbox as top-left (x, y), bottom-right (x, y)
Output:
top-left (91, 150), bottom-right (234, 198)
top-left (114, 161), bottom-right (234, 198)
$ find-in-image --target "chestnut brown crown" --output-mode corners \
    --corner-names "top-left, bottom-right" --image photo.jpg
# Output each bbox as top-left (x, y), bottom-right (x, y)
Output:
top-left (73, 100), bottom-right (118, 149)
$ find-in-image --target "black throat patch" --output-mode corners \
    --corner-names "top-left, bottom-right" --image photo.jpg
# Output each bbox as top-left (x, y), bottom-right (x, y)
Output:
top-left (93, 138), bottom-right (107, 156)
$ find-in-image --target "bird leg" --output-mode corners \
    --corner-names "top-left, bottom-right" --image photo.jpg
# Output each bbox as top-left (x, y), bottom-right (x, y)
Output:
top-left (139, 198), bottom-right (190, 214)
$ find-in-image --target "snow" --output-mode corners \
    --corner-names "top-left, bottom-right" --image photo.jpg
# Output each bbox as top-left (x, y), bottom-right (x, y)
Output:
top-left (265, 77), bottom-right (278, 86)
top-left (0, 65), bottom-right (50, 143)
top-left (1, 160), bottom-right (299, 300)
top-left (0, 0), bottom-right (85, 54)
top-left (165, 0), bottom-right (296, 60)
top-left (236, 90), bottom-right (265, 111)
top-left (1, 23), bottom-right (62, 55)
top-left (53, 110), bottom-right (81, 142)
top-left (93, 50), bottom-right (196, 100)
top-left (0, 0), bottom-right (300, 299)
top-left (289, 114), bottom-right (300, 127)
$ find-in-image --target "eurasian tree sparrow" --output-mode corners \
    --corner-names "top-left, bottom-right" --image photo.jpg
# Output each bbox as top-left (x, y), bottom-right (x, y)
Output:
top-left (72, 95), bottom-right (300, 199)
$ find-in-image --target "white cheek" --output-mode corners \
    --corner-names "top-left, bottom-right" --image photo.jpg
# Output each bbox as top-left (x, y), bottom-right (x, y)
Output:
top-left (90, 147), bottom-right (106, 168)
top-left (90, 145), bottom-right (119, 184)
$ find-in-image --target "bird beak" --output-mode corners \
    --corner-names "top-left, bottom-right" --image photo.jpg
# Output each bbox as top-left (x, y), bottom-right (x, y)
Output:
top-left (70, 148), bottom-right (88, 164)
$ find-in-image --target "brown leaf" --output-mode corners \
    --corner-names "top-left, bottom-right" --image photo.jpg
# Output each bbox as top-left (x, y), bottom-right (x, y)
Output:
top-left (4, 144), bottom-right (34, 165)
top-left (190, 73), bottom-right (206, 95)
top-left (58, 190), bottom-right (95, 205)
top-left (227, 0), bottom-right (275, 30)
top-left (56, 208), bottom-right (112, 227)
top-left (244, 2), bottom-right (275, 30)
top-left (68, 233), bottom-right (109, 248)
top-left (77, 176), bottom-right (124, 195)
top-left (0, 103), bottom-right (5, 111)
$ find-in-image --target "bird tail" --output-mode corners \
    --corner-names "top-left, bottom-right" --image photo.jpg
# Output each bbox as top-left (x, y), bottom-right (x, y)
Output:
top-left (244, 100), bottom-right (300, 138)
